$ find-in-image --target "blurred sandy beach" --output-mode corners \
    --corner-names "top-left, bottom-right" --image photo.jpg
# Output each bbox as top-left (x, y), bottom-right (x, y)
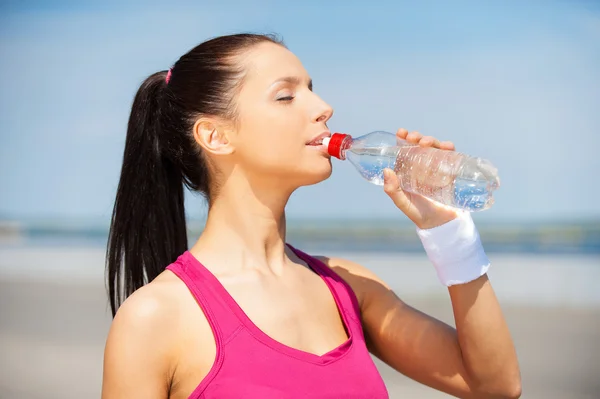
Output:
top-left (1, 246), bottom-right (599, 398)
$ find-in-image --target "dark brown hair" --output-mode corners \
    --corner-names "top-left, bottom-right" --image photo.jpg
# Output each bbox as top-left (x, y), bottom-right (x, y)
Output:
top-left (106, 33), bottom-right (284, 316)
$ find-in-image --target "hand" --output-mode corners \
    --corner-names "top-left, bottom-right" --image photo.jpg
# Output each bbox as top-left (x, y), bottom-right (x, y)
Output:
top-left (383, 128), bottom-right (460, 230)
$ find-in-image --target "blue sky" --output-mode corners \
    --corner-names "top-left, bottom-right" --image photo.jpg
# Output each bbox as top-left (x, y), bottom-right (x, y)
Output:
top-left (1, 0), bottom-right (599, 223)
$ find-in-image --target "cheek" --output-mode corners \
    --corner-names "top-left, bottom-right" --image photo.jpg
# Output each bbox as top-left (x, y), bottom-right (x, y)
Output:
top-left (236, 112), bottom-right (305, 168)
top-left (241, 137), bottom-right (304, 171)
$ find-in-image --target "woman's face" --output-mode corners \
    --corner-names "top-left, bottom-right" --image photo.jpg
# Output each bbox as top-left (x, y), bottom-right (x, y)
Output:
top-left (228, 42), bottom-right (335, 190)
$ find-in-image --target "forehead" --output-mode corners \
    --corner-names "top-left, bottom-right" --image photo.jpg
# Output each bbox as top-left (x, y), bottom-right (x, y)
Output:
top-left (241, 42), bottom-right (308, 86)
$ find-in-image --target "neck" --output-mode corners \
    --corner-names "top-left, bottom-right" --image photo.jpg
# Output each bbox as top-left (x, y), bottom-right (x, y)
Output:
top-left (192, 174), bottom-right (295, 274)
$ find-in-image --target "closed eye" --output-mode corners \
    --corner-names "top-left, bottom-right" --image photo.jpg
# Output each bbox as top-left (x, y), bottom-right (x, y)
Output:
top-left (277, 96), bottom-right (295, 102)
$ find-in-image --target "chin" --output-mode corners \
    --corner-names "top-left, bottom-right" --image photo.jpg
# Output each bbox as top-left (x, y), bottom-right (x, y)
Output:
top-left (300, 160), bottom-right (333, 187)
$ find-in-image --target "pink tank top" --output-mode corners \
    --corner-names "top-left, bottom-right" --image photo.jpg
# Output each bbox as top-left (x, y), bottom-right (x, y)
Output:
top-left (166, 244), bottom-right (389, 398)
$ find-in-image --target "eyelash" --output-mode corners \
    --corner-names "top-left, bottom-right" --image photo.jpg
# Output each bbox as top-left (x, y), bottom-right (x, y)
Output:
top-left (277, 96), bottom-right (295, 102)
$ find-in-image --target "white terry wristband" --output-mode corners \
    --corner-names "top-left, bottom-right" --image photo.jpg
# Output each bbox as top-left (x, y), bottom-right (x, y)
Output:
top-left (416, 211), bottom-right (490, 287)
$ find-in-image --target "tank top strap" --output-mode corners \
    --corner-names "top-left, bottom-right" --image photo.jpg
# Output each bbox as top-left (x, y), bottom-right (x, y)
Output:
top-left (166, 251), bottom-right (243, 342)
top-left (286, 244), bottom-right (366, 338)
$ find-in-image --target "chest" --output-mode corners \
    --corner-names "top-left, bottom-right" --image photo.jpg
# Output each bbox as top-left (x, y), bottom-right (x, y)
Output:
top-left (219, 265), bottom-right (351, 355)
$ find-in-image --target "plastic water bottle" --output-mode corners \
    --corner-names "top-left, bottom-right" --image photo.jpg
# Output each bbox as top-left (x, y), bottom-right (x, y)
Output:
top-left (322, 131), bottom-right (500, 212)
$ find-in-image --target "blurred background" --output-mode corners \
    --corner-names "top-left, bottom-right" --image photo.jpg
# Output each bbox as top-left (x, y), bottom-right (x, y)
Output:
top-left (1, 0), bottom-right (599, 398)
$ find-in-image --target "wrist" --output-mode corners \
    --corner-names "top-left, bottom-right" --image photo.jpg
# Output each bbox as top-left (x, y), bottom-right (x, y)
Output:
top-left (416, 211), bottom-right (490, 286)
top-left (415, 206), bottom-right (460, 230)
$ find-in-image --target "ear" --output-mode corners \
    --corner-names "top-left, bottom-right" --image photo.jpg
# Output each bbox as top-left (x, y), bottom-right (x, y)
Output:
top-left (192, 118), bottom-right (235, 156)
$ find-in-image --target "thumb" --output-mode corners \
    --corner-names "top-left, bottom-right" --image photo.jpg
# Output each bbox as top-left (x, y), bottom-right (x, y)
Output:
top-left (383, 168), bottom-right (410, 210)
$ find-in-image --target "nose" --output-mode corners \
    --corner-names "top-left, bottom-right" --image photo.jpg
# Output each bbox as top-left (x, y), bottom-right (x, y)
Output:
top-left (313, 97), bottom-right (334, 125)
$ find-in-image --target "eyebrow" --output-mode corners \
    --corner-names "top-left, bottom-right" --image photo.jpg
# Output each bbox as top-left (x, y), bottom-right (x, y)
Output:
top-left (274, 76), bottom-right (313, 90)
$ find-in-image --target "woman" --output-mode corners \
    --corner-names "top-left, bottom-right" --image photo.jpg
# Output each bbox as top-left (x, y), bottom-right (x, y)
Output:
top-left (102, 33), bottom-right (521, 398)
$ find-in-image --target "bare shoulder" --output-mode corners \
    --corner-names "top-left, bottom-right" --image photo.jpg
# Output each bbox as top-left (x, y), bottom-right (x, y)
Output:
top-left (314, 255), bottom-right (395, 311)
top-left (110, 271), bottom-right (186, 337)
top-left (102, 271), bottom-right (196, 398)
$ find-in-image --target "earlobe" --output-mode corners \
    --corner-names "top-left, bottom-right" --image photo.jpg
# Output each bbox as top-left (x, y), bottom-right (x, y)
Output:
top-left (193, 119), bottom-right (235, 155)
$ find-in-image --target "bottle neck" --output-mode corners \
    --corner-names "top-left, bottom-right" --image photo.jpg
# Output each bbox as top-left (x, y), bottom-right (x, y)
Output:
top-left (327, 133), bottom-right (353, 160)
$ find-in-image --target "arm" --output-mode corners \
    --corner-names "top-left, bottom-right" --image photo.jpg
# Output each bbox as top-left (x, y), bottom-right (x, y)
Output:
top-left (320, 257), bottom-right (520, 399)
top-left (101, 284), bottom-right (178, 399)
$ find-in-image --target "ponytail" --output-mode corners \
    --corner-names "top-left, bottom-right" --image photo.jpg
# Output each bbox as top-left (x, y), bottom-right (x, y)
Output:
top-left (106, 72), bottom-right (188, 316)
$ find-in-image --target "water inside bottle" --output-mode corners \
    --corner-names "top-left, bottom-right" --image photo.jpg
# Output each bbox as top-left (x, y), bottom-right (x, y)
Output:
top-left (346, 147), bottom-right (397, 185)
top-left (452, 157), bottom-right (499, 211)
top-left (346, 145), bottom-right (497, 211)
top-left (453, 177), bottom-right (494, 210)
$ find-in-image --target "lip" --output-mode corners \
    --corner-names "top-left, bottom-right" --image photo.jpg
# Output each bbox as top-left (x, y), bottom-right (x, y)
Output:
top-left (306, 131), bottom-right (331, 146)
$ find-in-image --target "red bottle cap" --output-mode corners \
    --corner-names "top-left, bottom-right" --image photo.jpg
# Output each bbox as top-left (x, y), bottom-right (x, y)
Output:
top-left (327, 133), bottom-right (350, 159)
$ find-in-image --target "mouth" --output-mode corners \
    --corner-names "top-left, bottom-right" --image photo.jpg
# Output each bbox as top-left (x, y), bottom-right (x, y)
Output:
top-left (306, 132), bottom-right (331, 146)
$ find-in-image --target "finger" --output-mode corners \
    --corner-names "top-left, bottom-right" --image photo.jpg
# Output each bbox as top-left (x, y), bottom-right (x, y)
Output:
top-left (383, 168), bottom-right (411, 210)
top-left (383, 168), bottom-right (400, 191)
top-left (396, 128), bottom-right (409, 139)
top-left (419, 136), bottom-right (442, 148)
top-left (440, 141), bottom-right (455, 151)
top-left (406, 131), bottom-right (422, 144)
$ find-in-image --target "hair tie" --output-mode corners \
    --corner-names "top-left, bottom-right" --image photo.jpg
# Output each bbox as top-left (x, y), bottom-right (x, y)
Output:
top-left (166, 68), bottom-right (173, 84)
